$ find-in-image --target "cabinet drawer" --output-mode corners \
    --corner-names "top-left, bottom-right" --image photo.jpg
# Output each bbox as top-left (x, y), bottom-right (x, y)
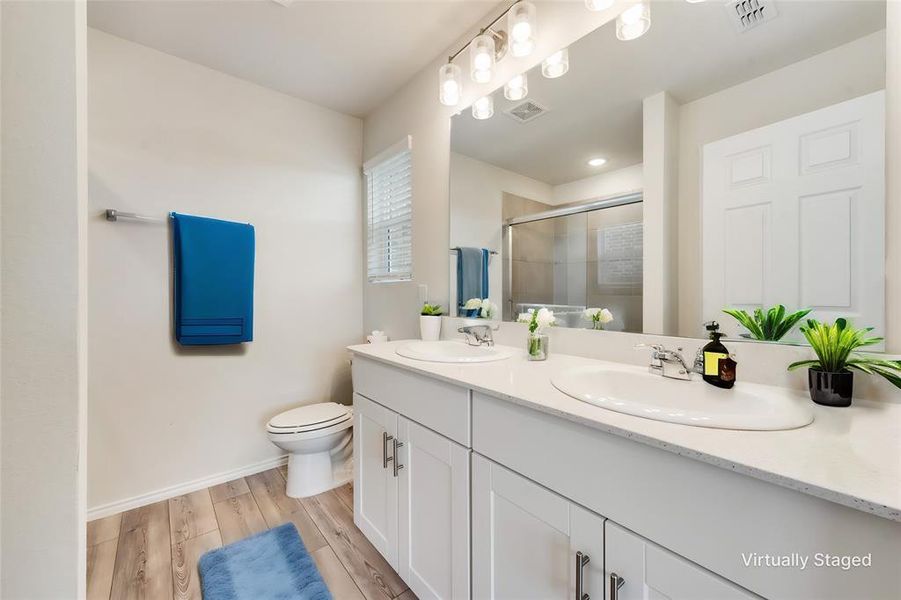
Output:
top-left (352, 357), bottom-right (470, 446)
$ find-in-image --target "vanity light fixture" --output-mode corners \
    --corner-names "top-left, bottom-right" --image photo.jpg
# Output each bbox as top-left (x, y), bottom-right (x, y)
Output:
top-left (585, 0), bottom-right (615, 10)
top-left (616, 2), bottom-right (651, 41)
top-left (508, 1), bottom-right (537, 57)
top-left (504, 73), bottom-right (528, 101)
top-left (438, 1), bottom-right (540, 105)
top-left (470, 34), bottom-right (496, 84)
top-left (541, 48), bottom-right (569, 79)
top-left (438, 63), bottom-right (463, 106)
top-left (587, 157), bottom-right (607, 167)
top-left (472, 95), bottom-right (495, 120)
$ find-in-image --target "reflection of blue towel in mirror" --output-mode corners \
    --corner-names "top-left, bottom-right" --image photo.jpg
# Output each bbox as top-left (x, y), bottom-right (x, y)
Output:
top-left (456, 247), bottom-right (489, 316)
top-left (172, 212), bottom-right (255, 345)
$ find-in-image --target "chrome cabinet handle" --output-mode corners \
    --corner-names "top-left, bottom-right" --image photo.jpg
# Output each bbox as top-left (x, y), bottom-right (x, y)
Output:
top-left (608, 573), bottom-right (625, 600)
top-left (382, 432), bottom-right (394, 469)
top-left (392, 438), bottom-right (404, 477)
top-left (575, 551), bottom-right (590, 600)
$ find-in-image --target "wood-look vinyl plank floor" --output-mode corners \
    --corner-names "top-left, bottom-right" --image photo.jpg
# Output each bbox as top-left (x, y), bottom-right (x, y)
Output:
top-left (109, 500), bottom-right (173, 600)
top-left (169, 489), bottom-right (218, 545)
top-left (300, 488), bottom-right (408, 600)
top-left (247, 469), bottom-right (327, 552)
top-left (86, 467), bottom-right (408, 600)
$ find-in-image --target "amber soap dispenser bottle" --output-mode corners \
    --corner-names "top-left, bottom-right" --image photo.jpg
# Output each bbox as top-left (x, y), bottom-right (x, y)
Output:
top-left (702, 321), bottom-right (732, 389)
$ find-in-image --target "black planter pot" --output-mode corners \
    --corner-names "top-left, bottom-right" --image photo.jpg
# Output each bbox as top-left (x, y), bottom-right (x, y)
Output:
top-left (808, 369), bottom-right (853, 407)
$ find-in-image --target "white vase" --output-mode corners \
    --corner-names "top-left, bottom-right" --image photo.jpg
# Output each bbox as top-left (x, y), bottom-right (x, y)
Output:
top-left (420, 315), bottom-right (442, 341)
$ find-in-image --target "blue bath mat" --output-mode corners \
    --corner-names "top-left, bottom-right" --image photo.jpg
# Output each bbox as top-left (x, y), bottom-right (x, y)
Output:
top-left (199, 523), bottom-right (331, 600)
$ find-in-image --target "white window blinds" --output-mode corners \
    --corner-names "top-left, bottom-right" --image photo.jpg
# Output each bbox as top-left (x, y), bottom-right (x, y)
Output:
top-left (365, 136), bottom-right (413, 283)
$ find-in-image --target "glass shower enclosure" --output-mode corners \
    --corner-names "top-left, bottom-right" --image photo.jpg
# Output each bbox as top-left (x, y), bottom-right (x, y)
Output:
top-left (503, 192), bottom-right (644, 333)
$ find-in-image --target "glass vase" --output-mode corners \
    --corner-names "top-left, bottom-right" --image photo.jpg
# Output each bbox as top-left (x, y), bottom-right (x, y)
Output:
top-left (527, 333), bottom-right (548, 361)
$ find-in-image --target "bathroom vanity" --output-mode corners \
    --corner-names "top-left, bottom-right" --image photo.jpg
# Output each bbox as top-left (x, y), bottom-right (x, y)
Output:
top-left (350, 341), bottom-right (901, 600)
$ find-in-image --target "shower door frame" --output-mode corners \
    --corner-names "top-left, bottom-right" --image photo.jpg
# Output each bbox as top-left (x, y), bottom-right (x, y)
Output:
top-left (502, 190), bottom-right (644, 321)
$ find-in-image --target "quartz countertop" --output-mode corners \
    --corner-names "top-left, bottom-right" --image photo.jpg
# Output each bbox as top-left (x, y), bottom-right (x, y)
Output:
top-left (349, 340), bottom-right (901, 522)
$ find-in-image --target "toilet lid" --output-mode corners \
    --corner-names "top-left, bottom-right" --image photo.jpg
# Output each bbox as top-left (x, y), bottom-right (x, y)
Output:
top-left (268, 402), bottom-right (351, 431)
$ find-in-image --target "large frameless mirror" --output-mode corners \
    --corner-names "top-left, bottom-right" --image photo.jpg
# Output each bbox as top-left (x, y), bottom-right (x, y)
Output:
top-left (448, 0), bottom-right (887, 349)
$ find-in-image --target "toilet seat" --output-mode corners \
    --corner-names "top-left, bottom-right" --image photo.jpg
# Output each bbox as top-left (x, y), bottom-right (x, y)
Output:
top-left (267, 402), bottom-right (352, 436)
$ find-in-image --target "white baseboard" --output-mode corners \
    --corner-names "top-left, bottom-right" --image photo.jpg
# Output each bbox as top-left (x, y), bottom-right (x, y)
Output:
top-left (87, 454), bottom-right (288, 522)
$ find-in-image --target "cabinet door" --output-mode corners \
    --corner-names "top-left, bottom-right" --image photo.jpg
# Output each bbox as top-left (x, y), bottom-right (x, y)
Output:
top-left (605, 522), bottom-right (759, 600)
top-left (353, 393), bottom-right (399, 568)
top-left (472, 454), bottom-right (605, 600)
top-left (397, 418), bottom-right (470, 600)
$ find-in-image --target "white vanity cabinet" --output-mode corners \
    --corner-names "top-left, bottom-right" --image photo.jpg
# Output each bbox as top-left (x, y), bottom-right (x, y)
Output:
top-left (472, 455), bottom-right (605, 600)
top-left (352, 363), bottom-right (471, 600)
top-left (605, 521), bottom-right (759, 600)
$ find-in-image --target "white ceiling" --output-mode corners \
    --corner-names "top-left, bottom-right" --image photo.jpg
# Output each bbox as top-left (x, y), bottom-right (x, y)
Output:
top-left (87, 0), bottom-right (501, 117)
top-left (451, 0), bottom-right (886, 185)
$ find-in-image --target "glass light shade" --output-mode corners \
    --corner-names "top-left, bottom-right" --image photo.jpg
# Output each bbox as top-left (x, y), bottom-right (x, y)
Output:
top-left (541, 48), bottom-right (569, 79)
top-left (470, 34), bottom-right (495, 83)
top-left (472, 95), bottom-right (494, 120)
top-left (504, 73), bottom-right (528, 101)
top-left (508, 1), bottom-right (537, 58)
top-left (616, 2), bottom-right (651, 41)
top-left (438, 63), bottom-right (462, 106)
top-left (585, 0), bottom-right (614, 10)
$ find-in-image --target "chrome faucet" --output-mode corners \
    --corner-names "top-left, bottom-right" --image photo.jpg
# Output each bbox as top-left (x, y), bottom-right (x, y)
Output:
top-left (458, 324), bottom-right (496, 347)
top-left (636, 344), bottom-right (693, 381)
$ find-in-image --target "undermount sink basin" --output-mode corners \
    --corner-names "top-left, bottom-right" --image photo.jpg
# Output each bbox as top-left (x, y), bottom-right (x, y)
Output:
top-left (552, 365), bottom-right (814, 431)
top-left (395, 340), bottom-right (514, 363)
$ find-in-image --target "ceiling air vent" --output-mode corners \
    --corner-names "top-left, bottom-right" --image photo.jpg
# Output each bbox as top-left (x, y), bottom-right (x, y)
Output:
top-left (504, 100), bottom-right (548, 124)
top-left (725, 0), bottom-right (778, 33)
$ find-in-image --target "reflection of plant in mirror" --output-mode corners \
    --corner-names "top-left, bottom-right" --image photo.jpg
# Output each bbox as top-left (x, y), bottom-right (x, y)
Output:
top-left (421, 303), bottom-right (444, 316)
top-left (788, 319), bottom-right (901, 388)
top-left (464, 298), bottom-right (497, 319)
top-left (722, 305), bottom-right (811, 342)
top-left (583, 308), bottom-right (614, 330)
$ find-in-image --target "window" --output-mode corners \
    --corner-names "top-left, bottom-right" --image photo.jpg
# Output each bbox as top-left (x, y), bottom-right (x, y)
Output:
top-left (365, 136), bottom-right (413, 283)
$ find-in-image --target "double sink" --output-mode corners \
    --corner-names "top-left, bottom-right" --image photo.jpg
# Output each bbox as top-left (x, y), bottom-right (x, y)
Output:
top-left (394, 340), bottom-right (814, 431)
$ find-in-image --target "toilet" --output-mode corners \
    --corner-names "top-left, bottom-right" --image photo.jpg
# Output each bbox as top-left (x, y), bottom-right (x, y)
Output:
top-left (266, 402), bottom-right (353, 498)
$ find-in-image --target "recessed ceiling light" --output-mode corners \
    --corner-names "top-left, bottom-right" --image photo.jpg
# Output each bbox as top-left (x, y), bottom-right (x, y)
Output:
top-left (587, 158), bottom-right (607, 167)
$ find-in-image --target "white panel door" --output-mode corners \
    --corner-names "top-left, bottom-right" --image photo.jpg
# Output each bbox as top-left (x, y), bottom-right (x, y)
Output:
top-left (472, 454), bottom-right (605, 600)
top-left (397, 417), bottom-right (470, 600)
top-left (605, 521), bottom-right (759, 600)
top-left (353, 393), bottom-right (399, 568)
top-left (702, 91), bottom-right (885, 343)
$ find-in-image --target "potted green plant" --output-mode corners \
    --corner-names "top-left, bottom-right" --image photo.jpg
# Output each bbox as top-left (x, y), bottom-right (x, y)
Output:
top-left (787, 318), bottom-right (901, 406)
top-left (722, 305), bottom-right (811, 342)
top-left (420, 303), bottom-right (444, 342)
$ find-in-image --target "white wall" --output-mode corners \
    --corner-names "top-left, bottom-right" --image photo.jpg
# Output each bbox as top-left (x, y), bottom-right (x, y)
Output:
top-left (87, 30), bottom-right (363, 514)
top-left (363, 1), bottom-right (628, 339)
top-left (676, 31), bottom-right (886, 337)
top-left (449, 152), bottom-right (552, 315)
top-left (1, 1), bottom-right (88, 596)
top-left (552, 163), bottom-right (643, 205)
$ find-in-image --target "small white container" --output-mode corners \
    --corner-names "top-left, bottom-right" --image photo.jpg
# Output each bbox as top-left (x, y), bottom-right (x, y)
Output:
top-left (420, 315), bottom-right (442, 341)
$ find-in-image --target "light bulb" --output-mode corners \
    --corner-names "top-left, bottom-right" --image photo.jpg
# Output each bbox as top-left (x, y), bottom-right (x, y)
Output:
top-left (472, 95), bottom-right (494, 120)
top-left (616, 2), bottom-right (651, 41)
top-left (507, 2), bottom-right (537, 58)
top-left (504, 73), bottom-right (528, 101)
top-left (541, 48), bottom-right (569, 79)
top-left (438, 63), bottom-right (462, 106)
top-left (585, 0), bottom-right (614, 10)
top-left (470, 34), bottom-right (496, 83)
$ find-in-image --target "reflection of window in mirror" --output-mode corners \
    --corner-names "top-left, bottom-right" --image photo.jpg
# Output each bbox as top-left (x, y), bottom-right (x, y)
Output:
top-left (448, 0), bottom-right (887, 352)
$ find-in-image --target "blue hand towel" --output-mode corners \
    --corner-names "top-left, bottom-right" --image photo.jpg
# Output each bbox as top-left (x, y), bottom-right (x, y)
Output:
top-left (456, 247), bottom-right (489, 316)
top-left (171, 212), bottom-right (254, 345)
